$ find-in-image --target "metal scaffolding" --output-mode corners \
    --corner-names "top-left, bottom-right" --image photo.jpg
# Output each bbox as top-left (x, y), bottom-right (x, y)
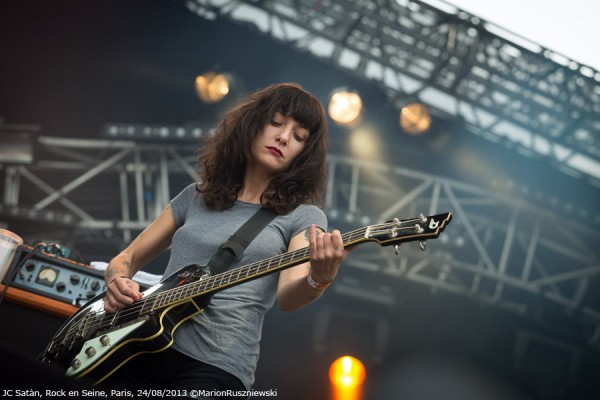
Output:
top-left (185, 0), bottom-right (600, 186)
top-left (1, 137), bottom-right (599, 339)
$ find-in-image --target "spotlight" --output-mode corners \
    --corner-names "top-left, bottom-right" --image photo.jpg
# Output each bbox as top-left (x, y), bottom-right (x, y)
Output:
top-left (329, 355), bottom-right (366, 390)
top-left (400, 102), bottom-right (431, 134)
top-left (328, 89), bottom-right (363, 126)
top-left (195, 71), bottom-right (232, 103)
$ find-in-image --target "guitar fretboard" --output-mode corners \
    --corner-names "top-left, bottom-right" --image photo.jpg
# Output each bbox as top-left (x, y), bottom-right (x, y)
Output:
top-left (152, 226), bottom-right (370, 308)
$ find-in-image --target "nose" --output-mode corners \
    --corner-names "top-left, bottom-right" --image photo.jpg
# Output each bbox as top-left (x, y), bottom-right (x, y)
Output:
top-left (276, 126), bottom-right (292, 145)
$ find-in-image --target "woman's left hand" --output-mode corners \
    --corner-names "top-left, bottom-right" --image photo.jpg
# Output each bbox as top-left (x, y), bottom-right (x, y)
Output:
top-left (307, 224), bottom-right (349, 285)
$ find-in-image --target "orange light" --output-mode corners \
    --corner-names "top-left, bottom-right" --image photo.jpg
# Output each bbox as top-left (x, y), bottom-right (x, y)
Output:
top-left (328, 90), bottom-right (363, 126)
top-left (400, 102), bottom-right (431, 134)
top-left (329, 356), bottom-right (366, 390)
top-left (195, 72), bottom-right (231, 103)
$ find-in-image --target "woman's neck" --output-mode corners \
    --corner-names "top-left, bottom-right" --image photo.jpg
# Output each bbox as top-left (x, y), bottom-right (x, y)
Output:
top-left (237, 188), bottom-right (263, 204)
top-left (237, 169), bottom-right (271, 204)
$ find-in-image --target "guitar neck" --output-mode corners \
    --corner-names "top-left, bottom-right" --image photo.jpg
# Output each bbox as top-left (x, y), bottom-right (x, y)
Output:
top-left (149, 213), bottom-right (451, 310)
top-left (148, 227), bottom-right (368, 309)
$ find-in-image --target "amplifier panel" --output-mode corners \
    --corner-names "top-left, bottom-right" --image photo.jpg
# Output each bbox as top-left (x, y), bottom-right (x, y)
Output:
top-left (4, 245), bottom-right (106, 308)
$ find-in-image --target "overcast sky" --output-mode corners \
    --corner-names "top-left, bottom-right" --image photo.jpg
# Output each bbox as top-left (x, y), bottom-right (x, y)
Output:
top-left (430, 0), bottom-right (600, 72)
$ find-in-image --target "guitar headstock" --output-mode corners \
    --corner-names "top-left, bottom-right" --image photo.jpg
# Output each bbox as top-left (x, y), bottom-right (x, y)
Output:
top-left (364, 212), bottom-right (452, 251)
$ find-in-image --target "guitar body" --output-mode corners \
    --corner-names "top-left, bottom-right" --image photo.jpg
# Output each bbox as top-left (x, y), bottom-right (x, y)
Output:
top-left (40, 212), bottom-right (452, 385)
top-left (41, 264), bottom-right (213, 385)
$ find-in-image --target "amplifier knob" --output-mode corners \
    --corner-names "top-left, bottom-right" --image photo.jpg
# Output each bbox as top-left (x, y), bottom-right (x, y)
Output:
top-left (90, 280), bottom-right (100, 291)
top-left (25, 262), bottom-right (35, 271)
top-left (56, 282), bottom-right (66, 292)
top-left (70, 274), bottom-right (81, 285)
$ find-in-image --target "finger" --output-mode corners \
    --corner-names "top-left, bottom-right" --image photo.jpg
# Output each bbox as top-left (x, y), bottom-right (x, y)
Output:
top-left (321, 232), bottom-right (336, 258)
top-left (332, 230), bottom-right (345, 256)
top-left (122, 279), bottom-right (142, 299)
top-left (104, 293), bottom-right (116, 313)
top-left (309, 224), bottom-right (317, 253)
top-left (111, 279), bottom-right (141, 304)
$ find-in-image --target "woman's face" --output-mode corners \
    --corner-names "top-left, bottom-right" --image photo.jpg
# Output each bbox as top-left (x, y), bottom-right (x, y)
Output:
top-left (248, 111), bottom-right (310, 177)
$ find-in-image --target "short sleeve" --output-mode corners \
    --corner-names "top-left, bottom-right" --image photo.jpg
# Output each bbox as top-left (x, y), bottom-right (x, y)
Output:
top-left (288, 204), bottom-right (328, 239)
top-left (170, 183), bottom-right (199, 227)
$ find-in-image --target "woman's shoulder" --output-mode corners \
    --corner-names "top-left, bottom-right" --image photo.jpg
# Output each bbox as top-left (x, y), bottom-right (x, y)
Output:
top-left (175, 182), bottom-right (200, 198)
top-left (284, 203), bottom-right (327, 227)
top-left (290, 203), bottom-right (325, 216)
top-left (170, 182), bottom-right (202, 207)
top-left (276, 203), bottom-right (327, 236)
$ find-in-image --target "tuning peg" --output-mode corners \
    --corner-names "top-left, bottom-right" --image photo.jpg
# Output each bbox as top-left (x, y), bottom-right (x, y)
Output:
top-left (419, 213), bottom-right (427, 223)
top-left (394, 244), bottom-right (400, 255)
top-left (419, 240), bottom-right (427, 251)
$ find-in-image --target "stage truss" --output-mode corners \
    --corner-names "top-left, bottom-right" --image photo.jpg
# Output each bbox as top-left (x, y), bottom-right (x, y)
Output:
top-left (185, 0), bottom-right (600, 186)
top-left (1, 136), bottom-right (599, 348)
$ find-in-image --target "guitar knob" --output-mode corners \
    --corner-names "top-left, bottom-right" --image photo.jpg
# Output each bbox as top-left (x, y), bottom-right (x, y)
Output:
top-left (419, 240), bottom-right (427, 251)
top-left (99, 335), bottom-right (110, 346)
top-left (85, 346), bottom-right (97, 357)
top-left (70, 358), bottom-right (81, 370)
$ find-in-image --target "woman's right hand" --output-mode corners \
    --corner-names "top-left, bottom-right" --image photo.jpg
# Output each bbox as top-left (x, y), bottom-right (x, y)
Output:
top-left (104, 276), bottom-right (142, 313)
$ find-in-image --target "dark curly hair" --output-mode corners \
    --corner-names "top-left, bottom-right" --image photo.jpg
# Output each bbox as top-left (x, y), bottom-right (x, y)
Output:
top-left (196, 82), bottom-right (329, 214)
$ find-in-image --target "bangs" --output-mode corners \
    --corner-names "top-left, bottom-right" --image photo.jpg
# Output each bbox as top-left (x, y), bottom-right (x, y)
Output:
top-left (275, 88), bottom-right (325, 134)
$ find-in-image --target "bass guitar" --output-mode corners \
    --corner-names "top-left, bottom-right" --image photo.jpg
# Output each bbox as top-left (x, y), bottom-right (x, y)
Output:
top-left (40, 212), bottom-right (452, 384)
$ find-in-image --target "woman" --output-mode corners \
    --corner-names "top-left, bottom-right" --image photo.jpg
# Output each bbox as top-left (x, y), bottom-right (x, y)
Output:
top-left (102, 83), bottom-right (348, 397)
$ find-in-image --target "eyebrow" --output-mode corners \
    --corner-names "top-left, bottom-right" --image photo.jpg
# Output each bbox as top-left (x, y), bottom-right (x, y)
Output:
top-left (273, 111), bottom-right (310, 132)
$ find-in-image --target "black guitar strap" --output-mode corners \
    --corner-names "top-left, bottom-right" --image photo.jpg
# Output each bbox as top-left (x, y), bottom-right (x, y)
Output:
top-left (206, 207), bottom-right (277, 275)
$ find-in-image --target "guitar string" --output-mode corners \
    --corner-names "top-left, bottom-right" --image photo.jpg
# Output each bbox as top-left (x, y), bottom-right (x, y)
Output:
top-left (60, 226), bottom-right (367, 344)
top-left (61, 221), bottom-right (423, 344)
top-left (60, 221), bottom-right (426, 346)
top-left (62, 219), bottom-right (425, 346)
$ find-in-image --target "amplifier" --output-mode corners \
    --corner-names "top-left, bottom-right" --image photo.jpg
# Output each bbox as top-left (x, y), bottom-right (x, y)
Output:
top-left (3, 245), bottom-right (106, 312)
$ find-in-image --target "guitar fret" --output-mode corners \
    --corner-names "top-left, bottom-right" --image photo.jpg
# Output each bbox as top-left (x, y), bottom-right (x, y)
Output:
top-left (233, 268), bottom-right (242, 282)
top-left (262, 258), bottom-right (271, 272)
top-left (247, 264), bottom-right (259, 276)
top-left (221, 273), bottom-right (231, 287)
top-left (140, 298), bottom-right (153, 314)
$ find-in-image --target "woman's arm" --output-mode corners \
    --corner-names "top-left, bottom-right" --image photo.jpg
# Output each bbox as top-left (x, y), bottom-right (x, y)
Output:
top-left (103, 204), bottom-right (178, 313)
top-left (277, 224), bottom-right (348, 311)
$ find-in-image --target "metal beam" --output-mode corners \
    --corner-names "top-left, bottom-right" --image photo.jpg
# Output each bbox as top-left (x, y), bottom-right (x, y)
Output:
top-left (1, 135), bottom-right (599, 331)
top-left (185, 0), bottom-right (600, 185)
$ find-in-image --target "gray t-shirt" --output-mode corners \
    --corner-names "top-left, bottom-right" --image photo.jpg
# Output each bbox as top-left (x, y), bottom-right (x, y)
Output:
top-left (163, 183), bottom-right (327, 389)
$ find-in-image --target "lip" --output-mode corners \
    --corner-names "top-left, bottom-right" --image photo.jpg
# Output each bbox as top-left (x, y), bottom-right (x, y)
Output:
top-left (266, 146), bottom-right (284, 158)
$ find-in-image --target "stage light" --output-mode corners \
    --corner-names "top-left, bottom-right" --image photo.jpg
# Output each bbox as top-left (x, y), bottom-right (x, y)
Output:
top-left (400, 102), bottom-right (431, 134)
top-left (328, 89), bottom-right (363, 126)
top-left (195, 71), bottom-right (231, 103)
top-left (329, 356), bottom-right (366, 390)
